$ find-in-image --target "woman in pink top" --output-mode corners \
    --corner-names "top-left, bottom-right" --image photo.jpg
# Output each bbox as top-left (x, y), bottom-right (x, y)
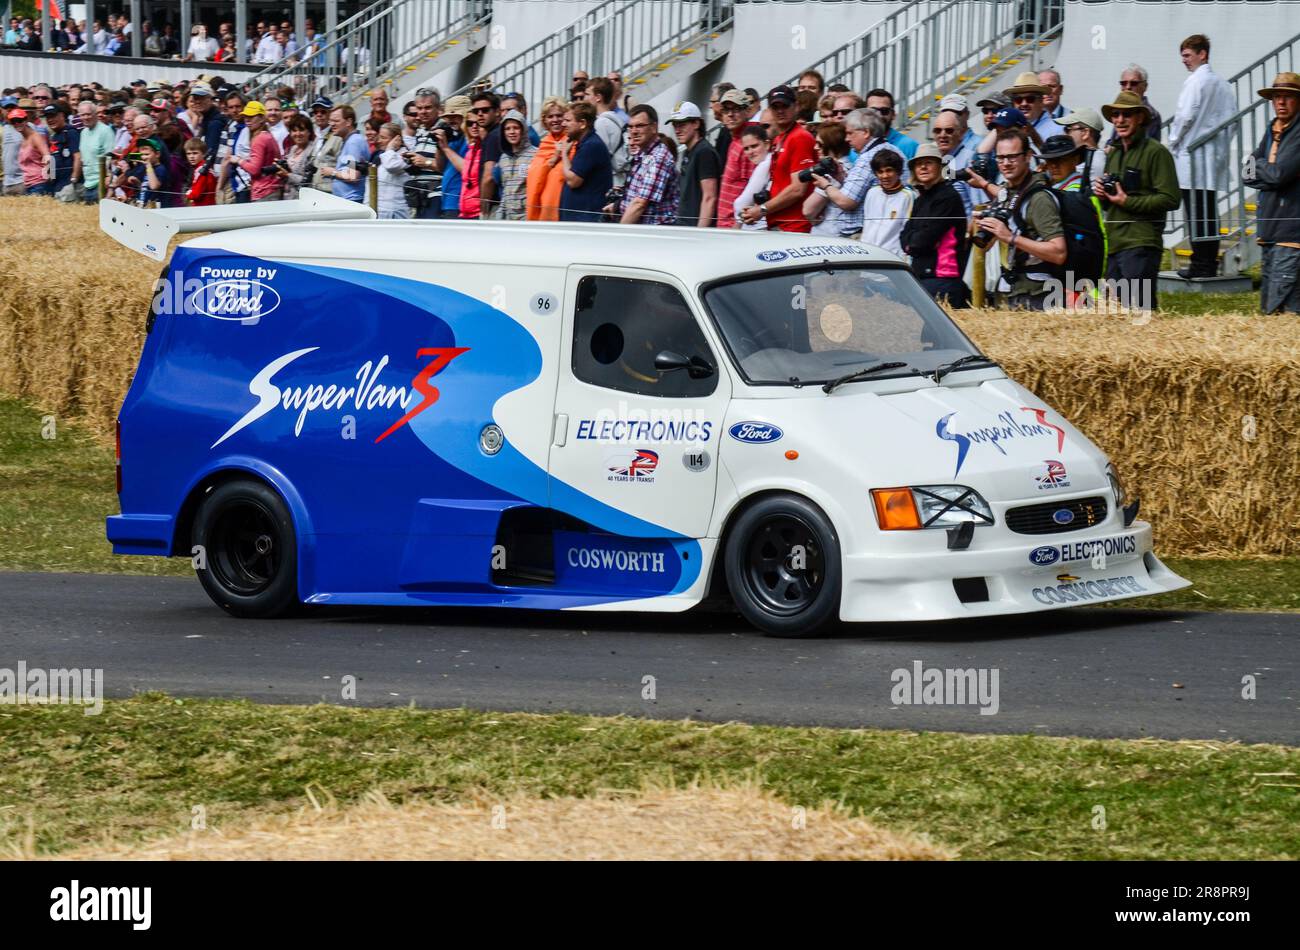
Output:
top-left (458, 117), bottom-right (483, 219)
top-left (13, 110), bottom-right (52, 196)
top-left (232, 101), bottom-right (284, 202)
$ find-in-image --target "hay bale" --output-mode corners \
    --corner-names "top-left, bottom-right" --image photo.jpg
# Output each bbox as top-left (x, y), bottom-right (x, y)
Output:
top-left (1, 202), bottom-right (1295, 555)
top-left (38, 786), bottom-right (953, 861)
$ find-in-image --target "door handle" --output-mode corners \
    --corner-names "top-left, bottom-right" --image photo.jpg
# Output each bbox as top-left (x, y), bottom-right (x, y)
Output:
top-left (553, 413), bottom-right (568, 446)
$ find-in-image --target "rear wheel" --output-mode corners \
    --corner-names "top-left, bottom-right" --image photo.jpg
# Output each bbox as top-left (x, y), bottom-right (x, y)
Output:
top-left (191, 479), bottom-right (299, 618)
top-left (724, 495), bottom-right (842, 637)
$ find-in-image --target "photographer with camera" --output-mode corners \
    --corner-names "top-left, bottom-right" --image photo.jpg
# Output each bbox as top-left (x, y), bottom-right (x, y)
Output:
top-left (404, 89), bottom-right (446, 219)
top-left (802, 122), bottom-right (854, 236)
top-left (900, 143), bottom-right (972, 308)
top-left (805, 107), bottom-right (904, 238)
top-left (1091, 91), bottom-right (1180, 311)
top-left (319, 105), bottom-right (370, 204)
top-left (617, 104), bottom-right (677, 225)
top-left (968, 129), bottom-right (1067, 311)
top-left (228, 101), bottom-right (284, 203)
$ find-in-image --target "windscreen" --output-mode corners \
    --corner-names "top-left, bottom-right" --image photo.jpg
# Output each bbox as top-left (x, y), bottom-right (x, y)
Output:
top-left (702, 267), bottom-right (979, 386)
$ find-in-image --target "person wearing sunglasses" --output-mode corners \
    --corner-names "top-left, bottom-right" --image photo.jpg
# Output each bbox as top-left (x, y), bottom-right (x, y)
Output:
top-left (1002, 71), bottom-right (1063, 141)
top-left (471, 91), bottom-right (503, 218)
top-left (864, 87), bottom-right (918, 159)
top-left (1109, 65), bottom-right (1163, 146)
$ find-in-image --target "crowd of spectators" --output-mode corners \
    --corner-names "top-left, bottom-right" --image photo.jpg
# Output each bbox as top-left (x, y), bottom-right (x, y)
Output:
top-left (2, 29), bottom-right (1297, 312)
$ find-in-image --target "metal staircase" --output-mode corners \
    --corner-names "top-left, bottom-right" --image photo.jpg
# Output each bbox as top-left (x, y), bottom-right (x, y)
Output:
top-left (245, 0), bottom-right (493, 108)
top-left (790, 0), bottom-right (1063, 132)
top-left (453, 0), bottom-right (734, 113)
top-left (1172, 31), bottom-right (1300, 277)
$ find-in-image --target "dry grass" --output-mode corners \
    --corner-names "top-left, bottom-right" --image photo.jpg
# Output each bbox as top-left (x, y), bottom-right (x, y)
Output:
top-left (41, 784), bottom-right (952, 861)
top-left (950, 309), bottom-right (1300, 556)
top-left (1, 200), bottom-right (1296, 555)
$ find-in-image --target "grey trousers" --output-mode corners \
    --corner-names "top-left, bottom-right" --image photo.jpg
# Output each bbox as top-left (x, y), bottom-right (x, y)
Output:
top-left (1261, 244), bottom-right (1300, 313)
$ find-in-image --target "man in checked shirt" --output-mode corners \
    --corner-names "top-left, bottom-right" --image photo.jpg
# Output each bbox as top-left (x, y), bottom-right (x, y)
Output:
top-left (617, 104), bottom-right (679, 225)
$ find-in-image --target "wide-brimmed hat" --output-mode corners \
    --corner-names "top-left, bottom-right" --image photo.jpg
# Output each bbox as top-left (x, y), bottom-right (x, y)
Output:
top-left (1101, 90), bottom-right (1153, 121)
top-left (443, 95), bottom-right (472, 117)
top-left (1258, 72), bottom-right (1300, 99)
top-left (1038, 134), bottom-right (1081, 160)
top-left (908, 142), bottom-right (944, 168)
top-left (1004, 70), bottom-right (1050, 98)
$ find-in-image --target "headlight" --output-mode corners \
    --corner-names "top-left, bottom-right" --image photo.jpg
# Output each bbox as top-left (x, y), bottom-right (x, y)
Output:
top-left (871, 485), bottom-right (994, 530)
top-left (1106, 465), bottom-right (1126, 508)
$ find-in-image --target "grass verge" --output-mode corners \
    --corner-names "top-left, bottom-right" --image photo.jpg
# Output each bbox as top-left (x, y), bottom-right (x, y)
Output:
top-left (1, 697), bottom-right (1296, 860)
top-left (2, 396), bottom-right (1295, 609)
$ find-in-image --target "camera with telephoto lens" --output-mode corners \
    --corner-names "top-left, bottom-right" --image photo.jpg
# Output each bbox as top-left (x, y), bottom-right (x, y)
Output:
top-left (433, 119), bottom-right (463, 145)
top-left (954, 167), bottom-right (974, 183)
top-left (971, 202), bottom-right (1013, 250)
top-left (604, 185), bottom-right (625, 206)
top-left (798, 156), bottom-right (839, 184)
top-left (752, 188), bottom-right (771, 206)
top-left (1100, 173), bottom-right (1121, 196)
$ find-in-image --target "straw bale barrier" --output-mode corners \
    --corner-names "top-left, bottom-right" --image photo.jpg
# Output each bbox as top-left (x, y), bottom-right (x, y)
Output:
top-left (1, 199), bottom-right (1296, 555)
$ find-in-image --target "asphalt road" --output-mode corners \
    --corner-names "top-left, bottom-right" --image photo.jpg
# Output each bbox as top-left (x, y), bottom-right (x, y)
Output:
top-left (1, 572), bottom-right (1296, 744)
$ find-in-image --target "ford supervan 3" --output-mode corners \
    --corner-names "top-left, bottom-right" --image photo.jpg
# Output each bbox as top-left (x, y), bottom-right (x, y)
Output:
top-left (101, 194), bottom-right (1188, 636)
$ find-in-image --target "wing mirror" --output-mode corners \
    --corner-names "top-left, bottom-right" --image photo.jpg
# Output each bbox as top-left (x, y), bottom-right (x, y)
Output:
top-left (655, 350), bottom-right (714, 380)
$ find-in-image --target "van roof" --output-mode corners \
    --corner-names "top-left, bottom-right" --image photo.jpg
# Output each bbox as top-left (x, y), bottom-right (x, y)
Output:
top-left (181, 220), bottom-right (898, 286)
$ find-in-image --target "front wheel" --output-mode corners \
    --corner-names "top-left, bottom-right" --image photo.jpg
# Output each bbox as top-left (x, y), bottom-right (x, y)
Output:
top-left (724, 495), bottom-right (842, 637)
top-left (191, 479), bottom-right (299, 618)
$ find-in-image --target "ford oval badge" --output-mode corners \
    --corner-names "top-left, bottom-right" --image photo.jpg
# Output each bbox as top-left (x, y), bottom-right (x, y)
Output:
top-left (729, 421), bottom-right (783, 444)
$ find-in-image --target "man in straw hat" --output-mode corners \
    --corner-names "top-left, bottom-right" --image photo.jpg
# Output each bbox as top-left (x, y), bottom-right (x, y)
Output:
top-left (1168, 34), bottom-right (1236, 279)
top-left (1003, 70), bottom-right (1063, 142)
top-left (1091, 90), bottom-right (1179, 311)
top-left (1244, 73), bottom-right (1300, 312)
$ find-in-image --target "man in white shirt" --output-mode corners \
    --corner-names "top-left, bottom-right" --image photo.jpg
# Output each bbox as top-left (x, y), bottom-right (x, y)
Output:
top-left (264, 98), bottom-right (290, 149)
top-left (255, 29), bottom-right (283, 65)
top-left (1004, 71), bottom-right (1064, 141)
top-left (1168, 33), bottom-right (1236, 278)
top-left (933, 94), bottom-right (976, 216)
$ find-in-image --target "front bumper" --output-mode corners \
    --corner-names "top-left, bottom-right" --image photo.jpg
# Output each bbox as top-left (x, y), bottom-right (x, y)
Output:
top-left (838, 520), bottom-right (1190, 622)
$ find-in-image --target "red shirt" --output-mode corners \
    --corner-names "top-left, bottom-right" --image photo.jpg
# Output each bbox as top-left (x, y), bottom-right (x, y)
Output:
top-left (238, 130), bottom-right (283, 201)
top-left (717, 137), bottom-right (748, 229)
top-left (187, 167), bottom-right (217, 206)
top-left (766, 124), bottom-right (816, 233)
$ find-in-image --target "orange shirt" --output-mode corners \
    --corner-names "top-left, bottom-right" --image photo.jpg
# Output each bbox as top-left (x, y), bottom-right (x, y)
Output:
top-left (526, 132), bottom-right (570, 221)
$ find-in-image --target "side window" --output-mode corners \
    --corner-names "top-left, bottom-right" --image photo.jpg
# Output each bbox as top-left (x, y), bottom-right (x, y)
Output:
top-left (571, 275), bottom-right (716, 397)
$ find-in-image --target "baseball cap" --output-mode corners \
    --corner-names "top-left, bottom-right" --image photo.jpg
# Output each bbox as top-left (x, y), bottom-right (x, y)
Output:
top-left (189, 82), bottom-right (214, 97)
top-left (138, 136), bottom-right (163, 152)
top-left (975, 92), bottom-right (1012, 110)
top-left (720, 89), bottom-right (751, 108)
top-left (7, 108), bottom-right (28, 121)
top-left (767, 84), bottom-right (797, 106)
top-left (310, 95), bottom-right (334, 111)
top-left (150, 98), bottom-right (171, 110)
top-left (0, 95), bottom-right (17, 108)
top-left (1059, 107), bottom-right (1103, 134)
top-left (242, 101), bottom-right (267, 118)
top-left (41, 103), bottom-right (60, 116)
top-left (938, 93), bottom-right (969, 114)
top-left (668, 101), bottom-right (703, 123)
top-left (989, 107), bottom-right (1027, 129)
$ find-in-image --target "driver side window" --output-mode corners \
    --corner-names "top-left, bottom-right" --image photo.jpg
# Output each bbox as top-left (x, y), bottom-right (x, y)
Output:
top-left (571, 275), bottom-right (717, 397)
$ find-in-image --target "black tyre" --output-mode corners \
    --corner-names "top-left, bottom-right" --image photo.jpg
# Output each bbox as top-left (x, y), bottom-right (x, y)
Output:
top-left (191, 479), bottom-right (299, 618)
top-left (724, 495), bottom-right (842, 637)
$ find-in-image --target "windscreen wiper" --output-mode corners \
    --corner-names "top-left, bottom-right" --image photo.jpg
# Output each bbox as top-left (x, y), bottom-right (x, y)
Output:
top-left (930, 354), bottom-right (998, 384)
top-left (821, 361), bottom-right (910, 394)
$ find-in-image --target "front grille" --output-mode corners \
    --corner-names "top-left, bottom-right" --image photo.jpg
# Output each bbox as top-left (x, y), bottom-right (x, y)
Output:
top-left (1005, 496), bottom-right (1108, 535)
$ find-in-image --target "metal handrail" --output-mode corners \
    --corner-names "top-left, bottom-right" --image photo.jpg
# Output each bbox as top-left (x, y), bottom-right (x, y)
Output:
top-left (455, 0), bottom-right (732, 109)
top-left (246, 0), bottom-right (491, 106)
top-left (790, 0), bottom-right (1062, 127)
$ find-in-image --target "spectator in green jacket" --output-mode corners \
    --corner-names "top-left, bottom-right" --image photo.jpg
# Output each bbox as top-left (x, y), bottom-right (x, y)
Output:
top-left (1092, 91), bottom-right (1180, 311)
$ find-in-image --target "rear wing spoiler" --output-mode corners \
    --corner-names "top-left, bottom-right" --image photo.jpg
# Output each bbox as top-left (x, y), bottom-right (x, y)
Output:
top-left (100, 191), bottom-right (377, 263)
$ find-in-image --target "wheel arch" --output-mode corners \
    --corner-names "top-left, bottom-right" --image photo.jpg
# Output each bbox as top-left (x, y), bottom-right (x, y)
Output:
top-left (707, 488), bottom-right (841, 602)
top-left (171, 457), bottom-right (316, 595)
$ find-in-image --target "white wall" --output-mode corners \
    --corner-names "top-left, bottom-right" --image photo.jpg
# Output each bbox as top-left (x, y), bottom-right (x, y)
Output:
top-left (1053, 0), bottom-right (1300, 134)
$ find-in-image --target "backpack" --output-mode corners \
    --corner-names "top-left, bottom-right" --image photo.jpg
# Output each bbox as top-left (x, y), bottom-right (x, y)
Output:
top-left (1011, 163), bottom-right (1106, 284)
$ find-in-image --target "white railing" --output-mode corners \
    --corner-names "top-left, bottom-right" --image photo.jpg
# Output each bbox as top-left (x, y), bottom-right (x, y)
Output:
top-left (792, 0), bottom-right (1063, 126)
top-left (456, 0), bottom-right (732, 109)
top-left (246, 0), bottom-right (492, 106)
